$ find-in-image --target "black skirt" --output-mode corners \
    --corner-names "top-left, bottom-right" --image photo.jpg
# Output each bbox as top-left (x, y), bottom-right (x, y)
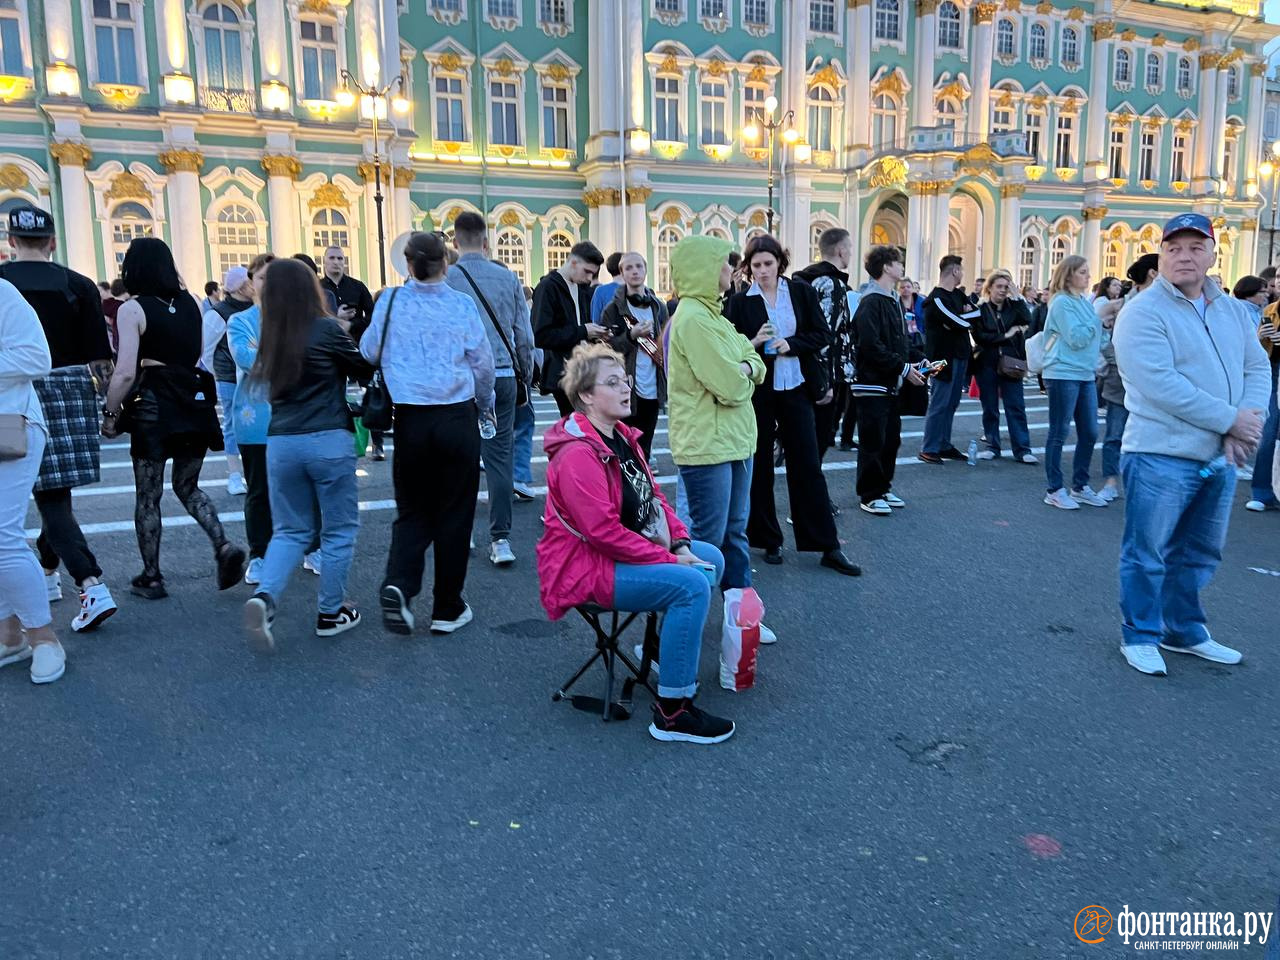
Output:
top-left (126, 365), bottom-right (224, 462)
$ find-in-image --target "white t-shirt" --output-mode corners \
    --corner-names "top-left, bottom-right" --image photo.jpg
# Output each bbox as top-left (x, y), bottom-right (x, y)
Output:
top-left (630, 304), bottom-right (658, 400)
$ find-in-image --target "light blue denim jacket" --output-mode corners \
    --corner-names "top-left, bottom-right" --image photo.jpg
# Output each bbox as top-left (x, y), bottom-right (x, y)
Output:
top-left (227, 304), bottom-right (272, 445)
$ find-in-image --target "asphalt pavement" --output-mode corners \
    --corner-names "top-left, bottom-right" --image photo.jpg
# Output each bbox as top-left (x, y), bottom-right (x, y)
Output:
top-left (2, 393), bottom-right (1277, 960)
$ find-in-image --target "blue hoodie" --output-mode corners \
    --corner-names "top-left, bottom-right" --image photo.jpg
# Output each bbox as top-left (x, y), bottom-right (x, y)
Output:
top-left (1043, 292), bottom-right (1102, 382)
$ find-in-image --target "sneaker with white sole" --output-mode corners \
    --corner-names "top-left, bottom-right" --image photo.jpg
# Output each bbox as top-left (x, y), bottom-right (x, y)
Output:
top-left (489, 539), bottom-right (516, 566)
top-left (1044, 488), bottom-right (1081, 510)
top-left (244, 557), bottom-right (263, 585)
top-left (759, 622), bottom-right (777, 645)
top-left (227, 472), bottom-right (247, 496)
top-left (1245, 499), bottom-right (1272, 512)
top-left (860, 499), bottom-right (892, 516)
top-left (303, 551), bottom-right (322, 575)
top-left (883, 492), bottom-right (906, 508)
top-left (1121, 643), bottom-right (1167, 676)
top-left (243, 594), bottom-right (276, 652)
top-left (430, 603), bottom-right (473, 635)
top-left (1018, 453), bottom-right (1039, 464)
top-left (30, 642), bottom-right (66, 683)
top-left (512, 482), bottom-right (536, 502)
top-left (0, 641), bottom-right (32, 669)
top-left (45, 572), bottom-right (62, 603)
top-left (1237, 465), bottom-right (1254, 482)
top-left (316, 605), bottom-right (361, 638)
top-left (1160, 638), bottom-right (1242, 665)
top-left (379, 585), bottom-right (414, 635)
top-left (649, 699), bottom-right (735, 744)
top-left (1070, 485), bottom-right (1109, 507)
top-left (1098, 483), bottom-right (1121, 503)
top-left (976, 449), bottom-right (997, 461)
top-left (71, 583), bottom-right (117, 633)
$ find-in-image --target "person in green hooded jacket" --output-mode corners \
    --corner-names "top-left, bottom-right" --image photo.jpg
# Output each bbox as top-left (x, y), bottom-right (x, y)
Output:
top-left (666, 235), bottom-right (772, 633)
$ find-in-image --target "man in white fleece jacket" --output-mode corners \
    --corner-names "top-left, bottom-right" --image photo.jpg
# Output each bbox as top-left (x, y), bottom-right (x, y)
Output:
top-left (1112, 213), bottom-right (1271, 676)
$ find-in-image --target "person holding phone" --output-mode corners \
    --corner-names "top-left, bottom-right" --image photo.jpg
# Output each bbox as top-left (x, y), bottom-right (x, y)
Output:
top-left (971, 269), bottom-right (1035, 464)
top-left (600, 252), bottom-right (669, 459)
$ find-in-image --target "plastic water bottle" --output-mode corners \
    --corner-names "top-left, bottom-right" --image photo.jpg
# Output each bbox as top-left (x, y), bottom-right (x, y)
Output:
top-left (762, 323), bottom-right (777, 356)
top-left (478, 416), bottom-right (496, 440)
top-left (1198, 455), bottom-right (1228, 479)
top-left (966, 439), bottom-right (979, 466)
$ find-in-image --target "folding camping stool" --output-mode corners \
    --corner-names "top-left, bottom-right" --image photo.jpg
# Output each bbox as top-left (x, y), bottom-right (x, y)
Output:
top-left (552, 605), bottom-right (660, 721)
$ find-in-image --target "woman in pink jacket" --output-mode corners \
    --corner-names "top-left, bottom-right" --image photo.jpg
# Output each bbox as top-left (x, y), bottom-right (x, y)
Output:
top-left (537, 342), bottom-right (734, 745)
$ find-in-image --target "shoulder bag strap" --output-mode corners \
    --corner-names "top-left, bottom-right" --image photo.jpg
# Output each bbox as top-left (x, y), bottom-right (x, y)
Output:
top-left (457, 264), bottom-right (523, 380)
top-left (375, 286), bottom-right (398, 362)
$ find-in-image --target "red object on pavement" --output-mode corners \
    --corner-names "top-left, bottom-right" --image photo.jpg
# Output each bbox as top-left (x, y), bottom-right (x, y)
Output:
top-left (1022, 834), bottom-right (1063, 859)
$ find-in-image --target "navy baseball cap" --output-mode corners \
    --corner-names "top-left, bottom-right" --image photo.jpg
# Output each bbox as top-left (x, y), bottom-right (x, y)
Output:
top-left (7, 204), bottom-right (55, 238)
top-left (1161, 212), bottom-right (1214, 242)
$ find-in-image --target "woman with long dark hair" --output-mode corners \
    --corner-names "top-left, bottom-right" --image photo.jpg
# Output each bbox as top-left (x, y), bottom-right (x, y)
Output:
top-left (242, 258), bottom-right (373, 651)
top-left (101, 237), bottom-right (245, 598)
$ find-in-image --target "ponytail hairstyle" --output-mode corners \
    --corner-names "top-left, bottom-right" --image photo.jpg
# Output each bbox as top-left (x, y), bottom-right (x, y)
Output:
top-left (404, 231), bottom-right (448, 281)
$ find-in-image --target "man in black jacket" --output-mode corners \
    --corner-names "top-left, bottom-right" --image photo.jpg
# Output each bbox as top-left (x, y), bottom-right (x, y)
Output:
top-left (532, 240), bottom-right (605, 415)
top-left (793, 227), bottom-right (854, 461)
top-left (919, 254), bottom-right (979, 463)
top-left (852, 245), bottom-right (925, 514)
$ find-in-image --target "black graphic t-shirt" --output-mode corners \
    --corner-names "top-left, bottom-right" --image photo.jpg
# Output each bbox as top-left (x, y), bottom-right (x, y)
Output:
top-left (593, 423), bottom-right (662, 541)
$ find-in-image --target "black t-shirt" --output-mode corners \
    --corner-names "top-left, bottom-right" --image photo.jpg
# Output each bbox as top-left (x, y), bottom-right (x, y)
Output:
top-left (593, 423), bottom-right (662, 540)
top-left (0, 260), bottom-right (111, 367)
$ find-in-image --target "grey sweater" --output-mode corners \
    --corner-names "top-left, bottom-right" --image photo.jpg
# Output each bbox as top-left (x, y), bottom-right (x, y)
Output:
top-left (1113, 274), bottom-right (1271, 462)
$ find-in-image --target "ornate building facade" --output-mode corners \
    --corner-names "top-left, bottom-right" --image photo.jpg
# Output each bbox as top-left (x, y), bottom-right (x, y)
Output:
top-left (0, 0), bottom-right (1275, 292)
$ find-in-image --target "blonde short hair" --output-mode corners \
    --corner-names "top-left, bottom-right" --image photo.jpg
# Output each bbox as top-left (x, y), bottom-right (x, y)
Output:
top-left (981, 269), bottom-right (1014, 299)
top-left (559, 342), bottom-right (626, 412)
top-left (1048, 255), bottom-right (1089, 297)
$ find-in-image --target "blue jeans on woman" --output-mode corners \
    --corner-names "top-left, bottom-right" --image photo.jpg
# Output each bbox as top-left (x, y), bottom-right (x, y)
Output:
top-left (259, 429), bottom-right (359, 614)
top-left (1044, 379), bottom-right (1098, 493)
top-left (613, 540), bottom-right (725, 699)
top-left (1102, 400), bottom-right (1129, 480)
top-left (975, 363), bottom-right (1032, 457)
top-left (676, 458), bottom-right (752, 590)
top-left (1250, 360), bottom-right (1279, 505)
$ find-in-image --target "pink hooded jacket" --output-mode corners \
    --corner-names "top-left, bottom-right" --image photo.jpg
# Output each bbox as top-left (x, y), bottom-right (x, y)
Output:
top-left (537, 412), bottom-right (690, 621)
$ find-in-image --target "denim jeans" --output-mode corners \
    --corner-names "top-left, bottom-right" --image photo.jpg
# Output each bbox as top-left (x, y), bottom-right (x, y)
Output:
top-left (482, 378), bottom-right (517, 541)
top-left (259, 429), bottom-right (359, 615)
top-left (1044, 378), bottom-right (1098, 493)
top-left (974, 364), bottom-right (1032, 457)
top-left (677, 458), bottom-right (752, 590)
top-left (674, 472), bottom-right (692, 529)
top-left (512, 400), bottom-right (535, 486)
top-left (0, 424), bottom-right (51, 629)
top-left (1102, 401), bottom-right (1129, 480)
top-left (216, 380), bottom-right (239, 457)
top-left (613, 540), bottom-right (725, 698)
top-left (1250, 360), bottom-right (1279, 504)
top-left (1119, 453), bottom-right (1234, 648)
top-left (921, 356), bottom-right (968, 454)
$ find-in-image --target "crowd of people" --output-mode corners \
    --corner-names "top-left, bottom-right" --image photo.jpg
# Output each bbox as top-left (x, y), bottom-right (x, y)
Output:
top-left (0, 199), bottom-right (1273, 743)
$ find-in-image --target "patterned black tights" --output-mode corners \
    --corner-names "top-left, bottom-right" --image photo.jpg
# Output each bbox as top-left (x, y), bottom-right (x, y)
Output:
top-left (133, 457), bottom-right (229, 579)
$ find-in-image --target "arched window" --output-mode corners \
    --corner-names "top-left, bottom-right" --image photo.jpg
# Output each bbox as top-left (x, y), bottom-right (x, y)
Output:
top-left (996, 18), bottom-right (1015, 57)
top-left (1104, 240), bottom-right (1122, 274)
top-left (1050, 234), bottom-right (1071, 269)
top-left (311, 207), bottom-right (348, 262)
top-left (936, 97), bottom-right (960, 130)
top-left (545, 229), bottom-right (573, 273)
top-left (703, 227), bottom-right (730, 242)
top-left (1176, 57), bottom-right (1192, 94)
top-left (110, 201), bottom-right (154, 270)
top-left (1145, 52), bottom-right (1161, 90)
top-left (1060, 28), bottom-right (1079, 67)
top-left (810, 222), bottom-right (834, 264)
top-left (874, 0), bottom-right (900, 41)
top-left (1115, 48), bottom-right (1132, 85)
top-left (203, 4), bottom-right (246, 97)
top-left (937, 1), bottom-right (961, 49)
top-left (1018, 235), bottom-right (1041, 289)
top-left (212, 202), bottom-right (260, 276)
top-left (0, 196), bottom-right (28, 263)
top-left (1028, 23), bottom-right (1047, 61)
top-left (871, 93), bottom-right (899, 148)
top-left (1227, 65), bottom-right (1239, 100)
top-left (807, 84), bottom-right (835, 152)
top-left (655, 225), bottom-right (682, 295)
top-left (1025, 109), bottom-right (1044, 163)
top-left (495, 227), bottom-right (527, 285)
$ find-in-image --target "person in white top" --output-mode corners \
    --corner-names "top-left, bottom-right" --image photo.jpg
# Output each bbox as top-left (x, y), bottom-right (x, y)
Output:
top-left (0, 278), bottom-right (68, 683)
top-left (599, 252), bottom-right (670, 459)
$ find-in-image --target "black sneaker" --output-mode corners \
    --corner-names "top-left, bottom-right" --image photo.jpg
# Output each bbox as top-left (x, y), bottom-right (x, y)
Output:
top-left (838, 440), bottom-right (857, 452)
top-left (939, 446), bottom-right (966, 461)
top-left (380, 584), bottom-right (414, 635)
top-left (244, 593), bottom-right (276, 652)
top-left (649, 700), bottom-right (735, 745)
top-left (371, 443), bottom-right (386, 462)
top-left (316, 604), bottom-right (361, 637)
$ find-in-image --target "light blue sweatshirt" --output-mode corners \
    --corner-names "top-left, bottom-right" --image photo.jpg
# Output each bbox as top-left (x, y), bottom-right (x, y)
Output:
top-left (1043, 292), bottom-right (1102, 381)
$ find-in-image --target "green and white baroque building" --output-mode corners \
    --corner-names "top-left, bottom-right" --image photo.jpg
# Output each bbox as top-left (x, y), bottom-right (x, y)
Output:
top-left (1, 0), bottom-right (1276, 293)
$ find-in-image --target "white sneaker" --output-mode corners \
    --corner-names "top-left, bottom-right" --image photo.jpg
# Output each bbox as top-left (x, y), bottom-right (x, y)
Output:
top-left (469, 535), bottom-right (475, 550)
top-left (758, 622), bottom-right (777, 645)
top-left (883, 492), bottom-right (906, 508)
top-left (227, 472), bottom-right (247, 496)
top-left (244, 557), bottom-right (263, 585)
top-left (1160, 638), bottom-right (1242, 665)
top-left (1120, 643), bottom-right (1167, 676)
top-left (244, 594), bottom-right (275, 652)
top-left (1019, 453), bottom-right (1039, 464)
top-left (1237, 465), bottom-right (1254, 482)
top-left (489, 539), bottom-right (516, 566)
top-left (1098, 483), bottom-right (1121, 503)
top-left (30, 641), bottom-right (66, 684)
top-left (430, 604), bottom-right (474, 635)
top-left (303, 551), bottom-right (322, 575)
top-left (1043, 488), bottom-right (1081, 510)
top-left (71, 583), bottom-right (117, 633)
top-left (0, 641), bottom-right (32, 669)
top-left (45, 572), bottom-right (62, 603)
top-left (976, 449), bottom-right (996, 461)
top-left (860, 499), bottom-right (892, 516)
top-left (512, 482), bottom-right (536, 501)
top-left (1245, 499), bottom-right (1268, 512)
top-left (1070, 485), bottom-right (1108, 507)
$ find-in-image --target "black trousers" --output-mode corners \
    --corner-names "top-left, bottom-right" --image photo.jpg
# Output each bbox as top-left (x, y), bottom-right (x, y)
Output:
top-left (625, 396), bottom-right (661, 460)
top-left (384, 401), bottom-right (479, 621)
top-left (552, 389), bottom-right (574, 418)
top-left (815, 382), bottom-right (848, 461)
top-left (748, 386), bottom-right (838, 553)
top-left (34, 487), bottom-right (102, 584)
top-left (855, 395), bottom-right (902, 503)
top-left (239, 444), bottom-right (273, 560)
top-left (839, 389), bottom-right (859, 446)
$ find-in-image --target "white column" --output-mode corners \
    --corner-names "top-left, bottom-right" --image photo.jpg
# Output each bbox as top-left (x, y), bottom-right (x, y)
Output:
top-left (782, 173), bottom-right (812, 266)
top-left (931, 188), bottom-right (952, 274)
top-left (999, 185), bottom-right (1023, 269)
top-left (50, 143), bottom-right (95, 276)
top-left (846, 0), bottom-right (872, 152)
top-left (161, 154), bottom-right (206, 286)
top-left (1194, 53), bottom-right (1220, 185)
top-left (257, 0), bottom-right (289, 86)
top-left (155, 0), bottom-right (190, 76)
top-left (913, 0), bottom-right (938, 128)
top-left (1212, 63), bottom-right (1231, 181)
top-left (588, 202), bottom-right (621, 261)
top-left (782, 0), bottom-right (808, 141)
top-left (625, 0), bottom-right (645, 135)
top-left (1084, 23), bottom-right (1114, 176)
top-left (1245, 63), bottom-right (1266, 188)
top-left (587, 0), bottom-right (620, 137)
top-left (1081, 208), bottom-right (1106, 277)
top-left (905, 184), bottom-right (931, 284)
top-left (626, 190), bottom-right (650, 259)
top-left (263, 159), bottom-right (302, 254)
top-left (43, 0), bottom-right (77, 65)
top-left (846, 178), bottom-right (863, 277)
top-left (1242, 219), bottom-right (1260, 273)
top-left (392, 168), bottom-right (413, 242)
top-left (380, 0), bottom-right (403, 89)
top-left (969, 5), bottom-right (997, 140)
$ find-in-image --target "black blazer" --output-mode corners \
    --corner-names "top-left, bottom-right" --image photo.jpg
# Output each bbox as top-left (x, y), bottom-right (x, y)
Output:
top-left (531, 270), bottom-right (591, 394)
top-left (724, 277), bottom-right (831, 400)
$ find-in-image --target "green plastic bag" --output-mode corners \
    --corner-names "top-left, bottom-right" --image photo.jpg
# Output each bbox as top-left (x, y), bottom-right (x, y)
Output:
top-left (353, 415), bottom-right (370, 459)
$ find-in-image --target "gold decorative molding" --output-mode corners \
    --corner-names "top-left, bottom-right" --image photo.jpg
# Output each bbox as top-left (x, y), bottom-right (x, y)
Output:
top-left (653, 140), bottom-right (687, 160)
top-left (995, 89), bottom-right (1014, 108)
top-left (1092, 20), bottom-right (1115, 40)
top-left (300, 0), bottom-right (332, 11)
top-left (747, 63), bottom-right (768, 83)
top-left (158, 149), bottom-right (204, 174)
top-left (811, 63), bottom-right (841, 88)
top-left (1001, 183), bottom-right (1026, 198)
top-left (1212, 215), bottom-right (1226, 230)
top-left (706, 58), bottom-right (727, 78)
top-left (974, 2), bottom-right (999, 23)
top-left (50, 140), bottom-right (92, 167)
top-left (1055, 167), bottom-right (1077, 181)
top-left (1025, 165), bottom-right (1046, 181)
top-left (104, 171), bottom-right (150, 203)
top-left (868, 156), bottom-right (908, 189)
top-left (626, 186), bottom-right (653, 204)
top-left (309, 182), bottom-right (348, 210)
top-left (1003, 0), bottom-right (1020, 9)
top-left (0, 75), bottom-right (33, 102)
top-left (872, 71), bottom-right (907, 99)
top-left (1242, 217), bottom-right (1259, 230)
top-left (393, 167), bottom-right (415, 188)
top-left (547, 63), bottom-right (570, 83)
top-left (95, 82), bottom-right (143, 107)
top-left (1184, 38), bottom-right (1200, 52)
top-left (658, 51), bottom-right (679, 75)
top-left (747, 210), bottom-right (767, 228)
top-left (356, 161), bottom-right (391, 184)
top-left (937, 80), bottom-right (970, 102)
top-left (1065, 6), bottom-right (1084, 20)
top-left (1251, 62), bottom-right (1267, 78)
top-left (1199, 52), bottom-right (1222, 70)
top-left (661, 206), bottom-right (685, 225)
top-left (499, 209), bottom-right (522, 227)
top-left (960, 143), bottom-right (997, 175)
top-left (1174, 118), bottom-right (1194, 134)
top-left (1221, 47), bottom-right (1244, 66)
top-left (439, 51), bottom-right (462, 72)
top-left (494, 58), bottom-right (515, 77)
top-left (582, 187), bottom-right (622, 208)
top-left (1140, 179), bottom-right (1156, 191)
top-left (0, 163), bottom-right (28, 190)
top-left (261, 154), bottom-right (302, 179)
top-left (1120, 28), bottom-right (1136, 42)
top-left (1034, 0), bottom-right (1052, 13)
top-left (916, 0), bottom-right (940, 16)
top-left (1082, 205), bottom-right (1108, 221)
top-left (1151, 33), bottom-right (1166, 47)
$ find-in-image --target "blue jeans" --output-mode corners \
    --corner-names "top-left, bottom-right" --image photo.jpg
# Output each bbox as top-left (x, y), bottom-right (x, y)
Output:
top-left (512, 400), bottom-right (535, 486)
top-left (975, 363), bottom-right (1032, 457)
top-left (259, 429), bottom-right (359, 614)
top-left (1044, 379), bottom-right (1098, 492)
top-left (1102, 400), bottom-right (1129, 480)
top-left (216, 380), bottom-right (239, 457)
top-left (678, 458), bottom-right (752, 590)
top-left (613, 540), bottom-right (725, 698)
top-left (1119, 453), bottom-right (1234, 648)
top-left (674, 472), bottom-right (691, 529)
top-left (922, 356), bottom-right (968, 454)
top-left (1250, 360), bottom-right (1279, 504)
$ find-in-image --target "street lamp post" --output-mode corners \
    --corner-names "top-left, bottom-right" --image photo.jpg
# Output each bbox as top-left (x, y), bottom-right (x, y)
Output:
top-left (336, 70), bottom-right (410, 288)
top-left (1261, 140), bottom-right (1280, 267)
top-left (742, 96), bottom-right (809, 236)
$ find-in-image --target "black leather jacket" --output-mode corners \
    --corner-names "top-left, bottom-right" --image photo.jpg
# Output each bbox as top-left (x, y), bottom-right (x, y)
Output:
top-left (266, 316), bottom-right (374, 437)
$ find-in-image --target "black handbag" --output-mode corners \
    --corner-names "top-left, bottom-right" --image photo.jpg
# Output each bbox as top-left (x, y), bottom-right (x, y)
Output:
top-left (456, 264), bottom-right (530, 407)
top-left (360, 287), bottom-right (398, 432)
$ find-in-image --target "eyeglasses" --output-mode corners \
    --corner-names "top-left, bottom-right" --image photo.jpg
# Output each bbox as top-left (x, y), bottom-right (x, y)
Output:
top-left (599, 375), bottom-right (634, 391)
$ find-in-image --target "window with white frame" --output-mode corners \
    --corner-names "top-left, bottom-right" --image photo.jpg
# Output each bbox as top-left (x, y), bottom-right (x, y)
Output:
top-left (300, 18), bottom-right (338, 101)
top-left (92, 0), bottom-right (140, 86)
top-left (1028, 23), bottom-right (1047, 62)
top-left (655, 224), bottom-right (682, 294)
top-left (495, 227), bottom-right (527, 284)
top-left (541, 79), bottom-right (572, 149)
top-left (996, 18), bottom-right (1015, 58)
top-left (1144, 52), bottom-right (1161, 91)
top-left (700, 77), bottom-right (728, 146)
top-left (1109, 126), bottom-right (1128, 180)
top-left (545, 230), bottom-right (573, 272)
top-left (1060, 28), bottom-right (1080, 68)
top-left (1222, 130), bottom-right (1236, 187)
top-left (212, 203), bottom-right (261, 276)
top-left (110, 201), bottom-right (153, 269)
top-left (1171, 131), bottom-right (1188, 182)
top-left (490, 79), bottom-right (521, 146)
top-left (1054, 113), bottom-right (1074, 169)
top-left (992, 103), bottom-right (1014, 132)
top-left (872, 93), bottom-right (899, 148)
top-left (539, 0), bottom-right (568, 26)
top-left (655, 0), bottom-right (682, 15)
top-left (937, 1), bottom-right (961, 49)
top-left (1115, 48), bottom-right (1132, 86)
top-left (1227, 65), bottom-right (1239, 100)
top-left (1104, 240), bottom-right (1122, 274)
top-left (487, 0), bottom-right (516, 17)
top-left (936, 97), bottom-right (960, 130)
top-left (743, 0), bottom-right (769, 29)
top-left (1018, 235), bottom-right (1040, 289)
top-left (202, 4), bottom-right (247, 103)
top-left (0, 0), bottom-right (25, 75)
top-left (435, 73), bottom-right (467, 142)
top-left (809, 0), bottom-right (836, 33)
top-left (1177, 57), bottom-right (1192, 94)
top-left (1138, 128), bottom-right (1157, 181)
top-left (874, 0), bottom-right (900, 42)
top-left (1050, 234), bottom-right (1071, 270)
top-left (655, 74), bottom-right (681, 142)
top-left (700, 0), bottom-right (727, 20)
top-left (432, 0), bottom-right (462, 10)
top-left (311, 208), bottom-right (348, 261)
top-left (1267, 107), bottom-right (1278, 140)
top-left (1025, 110), bottom-right (1044, 163)
top-left (743, 81), bottom-right (768, 130)
top-left (807, 84), bottom-right (834, 152)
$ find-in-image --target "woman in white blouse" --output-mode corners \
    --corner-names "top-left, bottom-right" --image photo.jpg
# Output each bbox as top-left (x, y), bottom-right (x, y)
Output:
top-left (0, 278), bottom-right (67, 683)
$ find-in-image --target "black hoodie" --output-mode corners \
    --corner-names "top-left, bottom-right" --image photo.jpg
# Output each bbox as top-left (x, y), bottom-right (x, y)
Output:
top-left (852, 283), bottom-right (911, 392)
